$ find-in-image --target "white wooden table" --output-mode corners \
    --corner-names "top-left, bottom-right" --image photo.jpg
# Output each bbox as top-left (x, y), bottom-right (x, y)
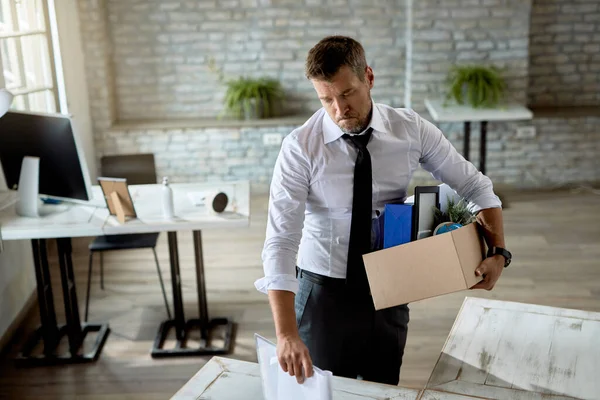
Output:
top-left (171, 356), bottom-right (502, 400)
top-left (427, 297), bottom-right (600, 400)
top-left (171, 356), bottom-right (422, 400)
top-left (0, 181), bottom-right (250, 366)
top-left (424, 98), bottom-right (533, 174)
top-left (0, 182), bottom-right (250, 240)
top-left (173, 297), bottom-right (600, 400)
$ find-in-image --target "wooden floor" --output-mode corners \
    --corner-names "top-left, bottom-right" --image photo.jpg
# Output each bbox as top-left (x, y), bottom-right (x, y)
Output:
top-left (1, 187), bottom-right (600, 399)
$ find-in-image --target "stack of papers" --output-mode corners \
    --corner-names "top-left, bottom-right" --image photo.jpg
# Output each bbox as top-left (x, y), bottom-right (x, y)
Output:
top-left (187, 191), bottom-right (207, 206)
top-left (255, 334), bottom-right (333, 400)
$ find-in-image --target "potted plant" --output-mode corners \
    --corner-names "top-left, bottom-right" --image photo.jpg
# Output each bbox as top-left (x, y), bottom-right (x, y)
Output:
top-left (444, 65), bottom-right (507, 108)
top-left (432, 196), bottom-right (476, 235)
top-left (223, 76), bottom-right (284, 120)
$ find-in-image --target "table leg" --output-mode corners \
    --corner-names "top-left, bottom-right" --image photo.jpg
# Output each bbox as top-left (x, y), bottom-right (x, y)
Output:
top-left (56, 238), bottom-right (83, 352)
top-left (27, 239), bottom-right (59, 356)
top-left (194, 230), bottom-right (209, 336)
top-left (192, 230), bottom-right (233, 352)
top-left (16, 238), bottom-right (110, 366)
top-left (480, 121), bottom-right (488, 175)
top-left (151, 230), bottom-right (233, 357)
top-left (463, 121), bottom-right (471, 161)
top-left (171, 231), bottom-right (186, 341)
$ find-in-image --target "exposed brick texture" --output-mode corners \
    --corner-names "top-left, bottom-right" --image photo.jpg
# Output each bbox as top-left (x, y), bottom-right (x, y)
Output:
top-left (77, 0), bottom-right (600, 192)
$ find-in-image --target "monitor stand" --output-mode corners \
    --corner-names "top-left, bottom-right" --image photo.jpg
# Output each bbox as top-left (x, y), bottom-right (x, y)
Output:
top-left (15, 156), bottom-right (66, 218)
top-left (38, 203), bottom-right (68, 216)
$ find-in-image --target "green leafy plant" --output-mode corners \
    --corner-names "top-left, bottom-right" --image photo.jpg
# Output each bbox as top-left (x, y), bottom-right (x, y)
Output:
top-left (223, 76), bottom-right (284, 120)
top-left (444, 65), bottom-right (507, 108)
top-left (433, 196), bottom-right (476, 228)
top-left (207, 57), bottom-right (284, 119)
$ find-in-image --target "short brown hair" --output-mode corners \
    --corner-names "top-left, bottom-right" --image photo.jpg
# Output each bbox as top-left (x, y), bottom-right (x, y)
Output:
top-left (305, 36), bottom-right (367, 81)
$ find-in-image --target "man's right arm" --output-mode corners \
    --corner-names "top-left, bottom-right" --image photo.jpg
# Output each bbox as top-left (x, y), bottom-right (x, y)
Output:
top-left (254, 134), bottom-right (313, 383)
top-left (268, 290), bottom-right (313, 383)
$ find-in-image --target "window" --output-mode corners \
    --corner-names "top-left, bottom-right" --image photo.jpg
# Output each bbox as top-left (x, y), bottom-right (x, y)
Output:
top-left (0, 0), bottom-right (63, 113)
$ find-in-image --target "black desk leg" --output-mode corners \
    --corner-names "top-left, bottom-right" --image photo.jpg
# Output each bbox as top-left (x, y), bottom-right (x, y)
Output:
top-left (152, 230), bottom-right (233, 357)
top-left (16, 238), bottom-right (110, 366)
top-left (463, 121), bottom-right (471, 161)
top-left (480, 121), bottom-right (488, 175)
top-left (23, 239), bottom-right (60, 357)
top-left (192, 230), bottom-right (233, 352)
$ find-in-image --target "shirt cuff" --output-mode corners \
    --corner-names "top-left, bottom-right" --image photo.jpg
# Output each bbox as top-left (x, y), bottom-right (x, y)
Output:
top-left (254, 274), bottom-right (299, 295)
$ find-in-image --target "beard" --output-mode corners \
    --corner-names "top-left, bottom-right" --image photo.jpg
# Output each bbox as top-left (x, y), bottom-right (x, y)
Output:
top-left (338, 114), bottom-right (370, 134)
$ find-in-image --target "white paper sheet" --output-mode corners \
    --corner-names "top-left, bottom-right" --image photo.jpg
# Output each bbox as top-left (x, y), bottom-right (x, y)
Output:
top-left (255, 334), bottom-right (333, 400)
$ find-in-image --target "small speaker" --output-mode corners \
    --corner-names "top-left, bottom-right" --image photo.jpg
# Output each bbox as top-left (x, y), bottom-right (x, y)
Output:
top-left (208, 192), bottom-right (228, 214)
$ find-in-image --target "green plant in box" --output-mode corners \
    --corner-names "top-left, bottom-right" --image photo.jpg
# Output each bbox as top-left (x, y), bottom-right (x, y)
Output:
top-left (444, 65), bottom-right (507, 109)
top-left (223, 76), bottom-right (284, 120)
top-left (433, 196), bottom-right (476, 228)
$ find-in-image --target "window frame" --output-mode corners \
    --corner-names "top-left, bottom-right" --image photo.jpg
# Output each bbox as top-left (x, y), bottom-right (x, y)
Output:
top-left (0, 0), bottom-right (63, 114)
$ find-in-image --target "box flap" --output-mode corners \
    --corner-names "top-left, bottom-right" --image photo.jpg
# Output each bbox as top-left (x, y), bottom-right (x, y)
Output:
top-left (363, 233), bottom-right (468, 310)
top-left (451, 223), bottom-right (485, 288)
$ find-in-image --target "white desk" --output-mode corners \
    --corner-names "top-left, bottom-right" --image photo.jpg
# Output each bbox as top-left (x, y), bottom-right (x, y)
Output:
top-left (424, 99), bottom-right (533, 123)
top-left (171, 356), bottom-right (503, 400)
top-left (172, 297), bottom-right (600, 399)
top-left (424, 98), bottom-right (533, 175)
top-left (0, 182), bottom-right (250, 239)
top-left (0, 181), bottom-right (250, 366)
top-left (170, 356), bottom-right (422, 400)
top-left (427, 297), bottom-right (600, 399)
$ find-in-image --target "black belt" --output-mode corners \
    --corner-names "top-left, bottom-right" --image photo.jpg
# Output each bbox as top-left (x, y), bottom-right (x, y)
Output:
top-left (296, 267), bottom-right (346, 288)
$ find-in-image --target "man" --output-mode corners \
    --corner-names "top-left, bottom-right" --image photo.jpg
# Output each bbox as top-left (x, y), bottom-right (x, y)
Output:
top-left (254, 36), bottom-right (510, 386)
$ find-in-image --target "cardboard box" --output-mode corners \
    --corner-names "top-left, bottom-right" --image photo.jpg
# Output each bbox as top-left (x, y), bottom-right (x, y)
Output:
top-left (363, 222), bottom-right (485, 310)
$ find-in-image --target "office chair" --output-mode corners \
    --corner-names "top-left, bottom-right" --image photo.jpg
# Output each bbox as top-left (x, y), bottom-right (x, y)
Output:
top-left (84, 154), bottom-right (172, 322)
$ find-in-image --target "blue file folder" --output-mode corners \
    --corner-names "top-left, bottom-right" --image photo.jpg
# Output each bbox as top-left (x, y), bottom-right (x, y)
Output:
top-left (383, 204), bottom-right (413, 249)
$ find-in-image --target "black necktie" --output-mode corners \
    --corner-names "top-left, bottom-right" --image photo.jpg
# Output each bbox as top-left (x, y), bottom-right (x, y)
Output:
top-left (343, 127), bottom-right (373, 294)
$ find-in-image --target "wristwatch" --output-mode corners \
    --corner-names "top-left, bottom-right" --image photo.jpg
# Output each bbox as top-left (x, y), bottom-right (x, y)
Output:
top-left (487, 247), bottom-right (512, 268)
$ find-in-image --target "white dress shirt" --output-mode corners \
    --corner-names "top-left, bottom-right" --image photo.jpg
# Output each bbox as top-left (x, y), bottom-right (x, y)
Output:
top-left (254, 102), bottom-right (502, 295)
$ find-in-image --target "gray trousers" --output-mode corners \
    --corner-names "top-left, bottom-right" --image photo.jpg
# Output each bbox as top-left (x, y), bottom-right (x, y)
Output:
top-left (295, 270), bottom-right (409, 385)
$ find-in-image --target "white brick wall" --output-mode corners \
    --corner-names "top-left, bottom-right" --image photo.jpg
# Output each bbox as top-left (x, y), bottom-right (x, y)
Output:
top-left (105, 0), bottom-right (407, 120)
top-left (429, 118), bottom-right (600, 188)
top-left (77, 0), bottom-right (600, 191)
top-left (99, 116), bottom-right (600, 191)
top-left (101, 125), bottom-right (293, 189)
top-left (409, 0), bottom-right (532, 114)
top-left (529, 0), bottom-right (600, 106)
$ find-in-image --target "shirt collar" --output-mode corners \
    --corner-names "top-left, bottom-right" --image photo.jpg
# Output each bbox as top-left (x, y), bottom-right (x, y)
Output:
top-left (322, 102), bottom-right (386, 144)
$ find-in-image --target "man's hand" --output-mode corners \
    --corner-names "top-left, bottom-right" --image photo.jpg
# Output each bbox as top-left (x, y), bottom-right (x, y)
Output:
top-left (277, 334), bottom-right (314, 384)
top-left (470, 255), bottom-right (504, 290)
top-left (268, 289), bottom-right (314, 384)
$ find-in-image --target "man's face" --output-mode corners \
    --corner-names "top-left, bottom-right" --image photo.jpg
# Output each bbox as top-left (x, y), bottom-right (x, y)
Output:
top-left (311, 65), bottom-right (374, 134)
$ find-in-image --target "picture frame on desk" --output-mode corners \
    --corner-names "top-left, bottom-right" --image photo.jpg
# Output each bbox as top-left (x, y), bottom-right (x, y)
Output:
top-left (97, 177), bottom-right (137, 224)
top-left (411, 186), bottom-right (440, 241)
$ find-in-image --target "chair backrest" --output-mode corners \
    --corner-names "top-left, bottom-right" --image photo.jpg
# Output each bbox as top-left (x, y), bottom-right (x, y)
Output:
top-left (101, 154), bottom-right (157, 185)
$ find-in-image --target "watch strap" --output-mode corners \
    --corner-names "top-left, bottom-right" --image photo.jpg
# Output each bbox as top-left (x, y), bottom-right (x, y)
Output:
top-left (487, 246), bottom-right (512, 267)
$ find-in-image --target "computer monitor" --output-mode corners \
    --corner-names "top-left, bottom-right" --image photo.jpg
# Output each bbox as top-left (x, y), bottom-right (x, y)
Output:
top-left (0, 110), bottom-right (93, 204)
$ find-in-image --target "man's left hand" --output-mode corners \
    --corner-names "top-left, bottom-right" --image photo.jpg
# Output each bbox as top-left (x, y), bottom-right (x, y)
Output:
top-left (470, 255), bottom-right (504, 291)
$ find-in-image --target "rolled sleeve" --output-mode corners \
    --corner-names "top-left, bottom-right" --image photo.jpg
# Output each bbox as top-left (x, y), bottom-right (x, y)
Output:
top-left (254, 274), bottom-right (299, 294)
top-left (254, 133), bottom-right (310, 295)
top-left (415, 111), bottom-right (502, 213)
